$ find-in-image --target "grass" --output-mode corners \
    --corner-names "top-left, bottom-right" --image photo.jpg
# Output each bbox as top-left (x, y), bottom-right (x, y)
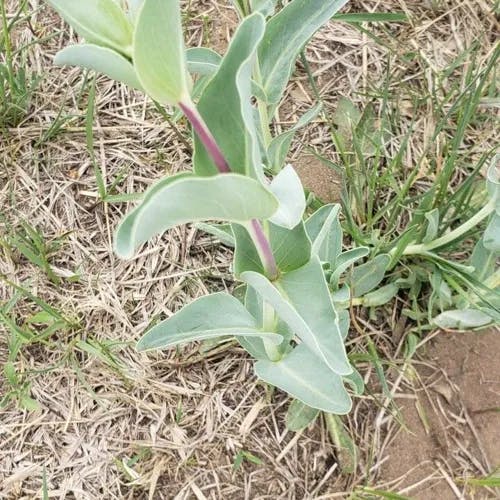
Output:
top-left (305, 36), bottom-right (499, 331)
top-left (0, 0), bottom-right (40, 129)
top-left (0, 0), bottom-right (498, 497)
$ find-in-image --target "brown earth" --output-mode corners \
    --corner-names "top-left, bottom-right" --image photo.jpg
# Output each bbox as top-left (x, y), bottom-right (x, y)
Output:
top-left (375, 329), bottom-right (500, 498)
top-left (295, 154), bottom-right (343, 204)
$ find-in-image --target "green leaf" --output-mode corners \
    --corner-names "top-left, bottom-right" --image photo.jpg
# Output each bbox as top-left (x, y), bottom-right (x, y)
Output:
top-left (305, 204), bottom-right (342, 266)
top-left (233, 221), bottom-right (311, 275)
top-left (286, 399), bottom-right (320, 431)
top-left (350, 254), bottom-right (390, 297)
top-left (137, 293), bottom-right (283, 351)
top-left (26, 311), bottom-right (55, 325)
top-left (114, 173), bottom-right (278, 259)
top-left (358, 488), bottom-right (410, 500)
top-left (195, 223), bottom-right (235, 247)
top-left (486, 155), bottom-right (500, 212)
top-left (186, 47), bottom-right (222, 76)
top-left (128, 0), bottom-right (144, 21)
top-left (358, 283), bottom-right (399, 307)
top-left (330, 247), bottom-right (370, 287)
top-left (332, 97), bottom-right (361, 146)
top-left (239, 286), bottom-right (294, 360)
top-left (258, 0), bottom-right (349, 104)
top-left (433, 309), bottom-right (494, 330)
top-left (46, 0), bottom-right (133, 56)
top-left (471, 237), bottom-right (497, 280)
top-left (324, 413), bottom-right (357, 473)
top-left (133, 0), bottom-right (190, 104)
top-left (423, 208), bottom-right (440, 243)
top-left (269, 222), bottom-right (311, 273)
top-left (4, 362), bottom-right (17, 386)
top-left (54, 44), bottom-right (142, 89)
top-left (343, 367), bottom-right (364, 395)
top-left (268, 165), bottom-right (306, 229)
top-left (233, 223), bottom-right (265, 275)
top-left (338, 309), bottom-right (350, 340)
top-left (242, 256), bottom-right (352, 375)
top-left (267, 104), bottom-right (321, 173)
top-left (251, 0), bottom-right (277, 17)
top-left (194, 13), bottom-right (266, 179)
top-left (255, 343), bottom-right (352, 413)
top-left (20, 394), bottom-right (40, 412)
top-left (484, 213), bottom-right (500, 251)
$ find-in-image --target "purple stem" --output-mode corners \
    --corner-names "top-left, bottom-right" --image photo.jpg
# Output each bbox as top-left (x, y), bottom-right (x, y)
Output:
top-left (248, 219), bottom-right (279, 280)
top-left (178, 99), bottom-right (279, 280)
top-left (179, 101), bottom-right (230, 174)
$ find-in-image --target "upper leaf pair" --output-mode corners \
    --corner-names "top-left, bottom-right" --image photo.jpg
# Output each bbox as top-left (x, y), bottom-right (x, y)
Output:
top-left (48, 0), bottom-right (190, 106)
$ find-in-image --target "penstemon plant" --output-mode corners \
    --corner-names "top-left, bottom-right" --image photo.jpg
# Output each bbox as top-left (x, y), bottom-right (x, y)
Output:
top-left (45, 0), bottom-right (499, 433)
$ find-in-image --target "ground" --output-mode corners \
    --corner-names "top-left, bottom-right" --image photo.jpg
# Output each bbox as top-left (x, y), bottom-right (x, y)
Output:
top-left (0, 1), bottom-right (499, 498)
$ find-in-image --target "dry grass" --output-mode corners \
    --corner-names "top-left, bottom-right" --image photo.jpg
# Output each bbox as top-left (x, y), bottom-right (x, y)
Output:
top-left (0, 0), bottom-right (498, 498)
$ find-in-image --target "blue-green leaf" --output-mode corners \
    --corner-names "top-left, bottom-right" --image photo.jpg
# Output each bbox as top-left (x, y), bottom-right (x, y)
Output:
top-left (195, 223), bottom-right (235, 247)
top-left (350, 254), bottom-right (390, 297)
top-left (128, 0), bottom-right (144, 21)
top-left (46, 0), bottom-right (133, 56)
top-left (233, 221), bottom-right (311, 276)
top-left (255, 343), bottom-right (352, 413)
top-left (233, 224), bottom-right (265, 275)
top-left (486, 155), bottom-right (500, 213)
top-left (343, 367), bottom-right (364, 396)
top-left (338, 309), bottom-right (350, 340)
top-left (471, 237), bottom-right (497, 280)
top-left (484, 213), bottom-right (500, 252)
top-left (423, 208), bottom-right (440, 244)
top-left (242, 257), bottom-right (352, 375)
top-left (251, 0), bottom-right (277, 17)
top-left (268, 165), bottom-right (306, 229)
top-left (286, 399), bottom-right (320, 431)
top-left (133, 0), bottom-right (190, 105)
top-left (137, 293), bottom-right (283, 351)
top-left (305, 204), bottom-right (342, 266)
top-left (115, 173), bottom-right (278, 259)
top-left (258, 0), bottom-right (349, 104)
top-left (330, 247), bottom-right (370, 287)
top-left (358, 283), bottom-right (399, 307)
top-left (269, 222), bottom-right (311, 273)
top-left (54, 44), bottom-right (142, 89)
top-left (194, 13), bottom-right (266, 179)
top-left (186, 47), bottom-right (222, 76)
top-left (239, 286), bottom-right (294, 360)
top-left (433, 309), bottom-right (494, 330)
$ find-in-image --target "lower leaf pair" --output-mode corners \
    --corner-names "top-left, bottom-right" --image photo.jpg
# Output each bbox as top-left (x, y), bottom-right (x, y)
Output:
top-left (138, 254), bottom-right (357, 416)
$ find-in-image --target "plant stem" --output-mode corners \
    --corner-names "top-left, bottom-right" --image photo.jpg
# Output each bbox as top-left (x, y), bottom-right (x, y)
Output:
top-left (246, 220), bottom-right (279, 280)
top-left (262, 301), bottom-right (281, 361)
top-left (401, 201), bottom-right (495, 256)
top-left (178, 100), bottom-right (231, 173)
top-left (179, 98), bottom-right (279, 280)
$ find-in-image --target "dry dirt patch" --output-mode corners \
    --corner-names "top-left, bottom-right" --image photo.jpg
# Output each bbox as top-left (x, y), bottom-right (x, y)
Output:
top-left (377, 329), bottom-right (500, 498)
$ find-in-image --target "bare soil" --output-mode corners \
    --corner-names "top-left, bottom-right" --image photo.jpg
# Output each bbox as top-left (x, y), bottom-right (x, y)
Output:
top-left (378, 329), bottom-right (500, 498)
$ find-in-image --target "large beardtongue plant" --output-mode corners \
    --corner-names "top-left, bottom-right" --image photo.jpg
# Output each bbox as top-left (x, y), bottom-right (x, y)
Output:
top-left (47, 0), bottom-right (359, 425)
